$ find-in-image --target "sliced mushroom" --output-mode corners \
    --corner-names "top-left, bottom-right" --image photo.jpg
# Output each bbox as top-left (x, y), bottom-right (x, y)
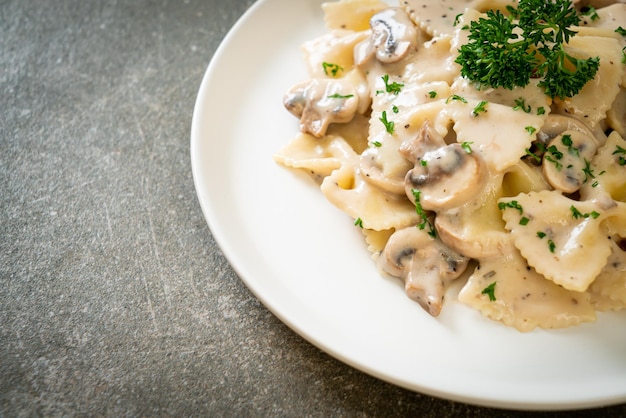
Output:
top-left (284, 75), bottom-right (364, 138)
top-left (404, 143), bottom-right (486, 211)
top-left (354, 8), bottom-right (418, 66)
top-left (535, 114), bottom-right (600, 193)
top-left (542, 129), bottom-right (599, 194)
top-left (398, 120), bottom-right (446, 162)
top-left (377, 225), bottom-right (470, 316)
top-left (535, 114), bottom-right (600, 147)
top-left (434, 174), bottom-right (515, 259)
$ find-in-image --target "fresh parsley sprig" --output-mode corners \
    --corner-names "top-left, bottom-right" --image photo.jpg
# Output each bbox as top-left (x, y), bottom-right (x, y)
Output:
top-left (455, 0), bottom-right (600, 99)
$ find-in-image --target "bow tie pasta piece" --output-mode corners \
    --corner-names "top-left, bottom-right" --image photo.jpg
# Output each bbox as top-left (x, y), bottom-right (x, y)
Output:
top-left (362, 228), bottom-right (395, 255)
top-left (273, 133), bottom-right (360, 181)
top-left (302, 30), bottom-right (370, 79)
top-left (320, 162), bottom-right (420, 231)
top-left (437, 95), bottom-right (550, 173)
top-left (499, 190), bottom-right (619, 292)
top-left (401, 0), bottom-right (516, 37)
top-left (555, 34), bottom-right (625, 129)
top-left (458, 250), bottom-right (596, 332)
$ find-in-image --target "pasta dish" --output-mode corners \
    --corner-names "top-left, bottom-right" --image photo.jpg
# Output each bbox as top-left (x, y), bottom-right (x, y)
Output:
top-left (274, 0), bottom-right (626, 331)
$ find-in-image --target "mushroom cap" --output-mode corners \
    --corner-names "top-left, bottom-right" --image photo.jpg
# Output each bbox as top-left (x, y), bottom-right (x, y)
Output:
top-left (542, 129), bottom-right (598, 194)
top-left (378, 225), bottom-right (469, 316)
top-left (405, 143), bottom-right (486, 211)
top-left (283, 78), bottom-right (361, 138)
top-left (355, 7), bottom-right (418, 66)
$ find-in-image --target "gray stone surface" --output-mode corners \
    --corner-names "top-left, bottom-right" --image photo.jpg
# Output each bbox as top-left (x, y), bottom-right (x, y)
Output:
top-left (1, 0), bottom-right (624, 416)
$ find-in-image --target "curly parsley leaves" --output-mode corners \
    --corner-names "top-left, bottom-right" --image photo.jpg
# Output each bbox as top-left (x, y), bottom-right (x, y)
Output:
top-left (455, 0), bottom-right (599, 99)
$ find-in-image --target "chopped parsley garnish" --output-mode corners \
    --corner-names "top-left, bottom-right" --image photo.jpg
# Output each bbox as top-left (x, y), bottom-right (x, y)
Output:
top-left (411, 189), bottom-right (437, 238)
top-left (581, 6), bottom-right (599, 21)
top-left (481, 282), bottom-right (497, 301)
top-left (537, 107), bottom-right (546, 115)
top-left (570, 205), bottom-right (600, 220)
top-left (545, 145), bottom-right (563, 170)
top-left (379, 111), bottom-right (395, 134)
top-left (498, 200), bottom-right (523, 214)
top-left (561, 134), bottom-right (579, 156)
top-left (392, 105), bottom-right (399, 114)
top-left (322, 62), bottom-right (343, 77)
top-left (461, 141), bottom-right (474, 154)
top-left (536, 230), bottom-right (554, 253)
top-left (472, 101), bottom-right (488, 116)
top-left (371, 141), bottom-right (382, 147)
top-left (525, 142), bottom-right (546, 164)
top-left (428, 90), bottom-right (438, 98)
top-left (525, 126), bottom-right (537, 135)
top-left (582, 159), bottom-right (595, 182)
top-left (616, 27), bottom-right (626, 37)
top-left (613, 145), bottom-right (626, 166)
top-left (453, 13), bottom-right (463, 27)
top-left (519, 216), bottom-right (530, 226)
top-left (354, 217), bottom-right (364, 228)
top-left (513, 98), bottom-right (531, 113)
top-left (455, 0), bottom-right (600, 99)
top-left (327, 93), bottom-right (354, 99)
top-left (381, 74), bottom-right (404, 94)
top-left (446, 94), bottom-right (468, 104)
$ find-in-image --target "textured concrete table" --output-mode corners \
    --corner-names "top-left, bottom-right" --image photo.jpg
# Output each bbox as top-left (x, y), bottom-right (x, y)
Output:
top-left (1, 0), bottom-right (625, 416)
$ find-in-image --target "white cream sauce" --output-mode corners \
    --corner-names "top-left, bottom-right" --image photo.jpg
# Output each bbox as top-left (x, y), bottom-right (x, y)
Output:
top-left (277, 0), bottom-right (626, 331)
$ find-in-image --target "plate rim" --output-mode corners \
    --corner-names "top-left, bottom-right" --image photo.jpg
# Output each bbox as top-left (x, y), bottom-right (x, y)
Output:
top-left (190, 0), bottom-right (626, 410)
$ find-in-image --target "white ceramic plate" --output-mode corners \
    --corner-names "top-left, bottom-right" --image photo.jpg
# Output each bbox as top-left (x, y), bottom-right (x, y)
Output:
top-left (191, 0), bottom-right (626, 410)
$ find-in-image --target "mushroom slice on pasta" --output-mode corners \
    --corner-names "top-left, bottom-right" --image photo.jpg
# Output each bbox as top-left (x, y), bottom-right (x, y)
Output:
top-left (378, 225), bottom-right (470, 316)
top-left (499, 190), bottom-right (617, 292)
top-left (434, 173), bottom-right (514, 259)
top-left (458, 250), bottom-right (596, 332)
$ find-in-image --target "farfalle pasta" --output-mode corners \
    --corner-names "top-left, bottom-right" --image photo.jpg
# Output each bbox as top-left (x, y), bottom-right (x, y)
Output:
top-left (274, 0), bottom-right (626, 331)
